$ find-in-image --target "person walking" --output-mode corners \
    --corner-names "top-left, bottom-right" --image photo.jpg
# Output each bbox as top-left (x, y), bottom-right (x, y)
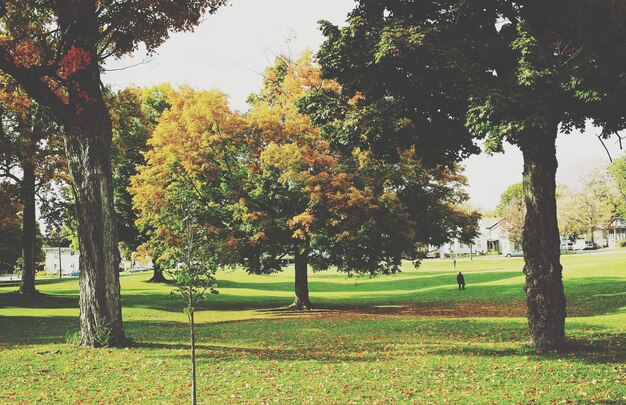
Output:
top-left (456, 272), bottom-right (465, 290)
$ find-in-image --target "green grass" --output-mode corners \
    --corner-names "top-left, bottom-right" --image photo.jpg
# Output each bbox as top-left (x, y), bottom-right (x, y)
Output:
top-left (1, 252), bottom-right (625, 403)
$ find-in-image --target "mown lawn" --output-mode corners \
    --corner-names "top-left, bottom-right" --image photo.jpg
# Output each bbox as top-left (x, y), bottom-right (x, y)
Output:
top-left (1, 252), bottom-right (625, 403)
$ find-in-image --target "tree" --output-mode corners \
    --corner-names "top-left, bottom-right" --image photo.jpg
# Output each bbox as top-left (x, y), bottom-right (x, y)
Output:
top-left (0, 0), bottom-right (227, 346)
top-left (132, 56), bottom-right (478, 310)
top-left (497, 183), bottom-right (525, 248)
top-left (609, 157), bottom-right (626, 217)
top-left (110, 84), bottom-right (173, 282)
top-left (558, 170), bottom-right (620, 240)
top-left (166, 203), bottom-right (218, 405)
top-left (0, 183), bottom-right (21, 274)
top-left (247, 54), bottom-right (476, 307)
top-left (308, 0), bottom-right (626, 351)
top-left (0, 95), bottom-right (64, 294)
top-left (130, 87), bottom-right (243, 287)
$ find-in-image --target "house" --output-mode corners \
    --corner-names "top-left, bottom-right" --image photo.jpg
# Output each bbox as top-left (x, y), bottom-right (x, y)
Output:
top-left (43, 246), bottom-right (152, 275)
top-left (607, 218), bottom-right (626, 247)
top-left (43, 247), bottom-right (80, 275)
top-left (430, 217), bottom-right (515, 257)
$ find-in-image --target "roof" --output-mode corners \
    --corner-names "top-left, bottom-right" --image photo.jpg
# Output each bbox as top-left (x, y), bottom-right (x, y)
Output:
top-left (609, 217), bottom-right (626, 229)
top-left (481, 217), bottom-right (500, 230)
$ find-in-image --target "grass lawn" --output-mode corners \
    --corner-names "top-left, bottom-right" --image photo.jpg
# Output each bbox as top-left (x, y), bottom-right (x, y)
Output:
top-left (1, 251), bottom-right (625, 403)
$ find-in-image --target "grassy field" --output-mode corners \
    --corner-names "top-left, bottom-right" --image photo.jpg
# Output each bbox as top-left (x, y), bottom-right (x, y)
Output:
top-left (1, 252), bottom-right (625, 403)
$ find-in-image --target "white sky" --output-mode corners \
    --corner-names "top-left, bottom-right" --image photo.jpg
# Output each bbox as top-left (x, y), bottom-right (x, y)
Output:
top-left (102, 0), bottom-right (624, 212)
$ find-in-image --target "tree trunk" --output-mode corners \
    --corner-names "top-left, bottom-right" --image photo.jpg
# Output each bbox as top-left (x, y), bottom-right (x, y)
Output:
top-left (289, 242), bottom-right (312, 310)
top-left (19, 158), bottom-right (37, 295)
top-left (190, 309), bottom-right (197, 405)
top-left (148, 262), bottom-right (168, 283)
top-left (64, 113), bottom-right (125, 347)
top-left (53, 1), bottom-right (126, 346)
top-left (519, 124), bottom-right (566, 351)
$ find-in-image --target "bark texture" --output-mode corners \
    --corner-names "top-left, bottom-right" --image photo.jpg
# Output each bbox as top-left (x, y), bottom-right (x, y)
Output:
top-left (65, 116), bottom-right (125, 347)
top-left (57, 2), bottom-right (125, 347)
top-left (19, 156), bottom-right (37, 295)
top-left (289, 243), bottom-right (312, 310)
top-left (519, 124), bottom-right (566, 351)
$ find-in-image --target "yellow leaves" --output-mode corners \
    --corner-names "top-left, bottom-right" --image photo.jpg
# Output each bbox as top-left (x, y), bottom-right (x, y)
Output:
top-left (250, 231), bottom-right (268, 246)
top-left (289, 211), bottom-right (314, 230)
top-left (348, 91), bottom-right (365, 106)
top-left (352, 147), bottom-right (372, 170)
top-left (131, 86), bottom-right (244, 224)
top-left (291, 229), bottom-right (307, 240)
top-left (246, 52), bottom-right (337, 146)
top-left (288, 210), bottom-right (315, 240)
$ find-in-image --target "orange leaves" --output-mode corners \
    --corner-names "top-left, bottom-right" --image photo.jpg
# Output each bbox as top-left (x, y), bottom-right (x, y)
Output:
top-left (58, 45), bottom-right (91, 79)
top-left (12, 40), bottom-right (45, 69)
top-left (0, 75), bottom-right (31, 117)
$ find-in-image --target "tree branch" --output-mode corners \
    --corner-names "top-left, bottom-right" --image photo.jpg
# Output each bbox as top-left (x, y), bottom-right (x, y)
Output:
top-left (0, 47), bottom-right (69, 123)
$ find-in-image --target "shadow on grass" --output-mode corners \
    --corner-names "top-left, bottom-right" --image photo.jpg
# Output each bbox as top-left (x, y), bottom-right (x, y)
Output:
top-left (215, 271), bottom-right (524, 293)
top-left (0, 315), bottom-right (78, 345)
top-left (1, 315), bottom-right (623, 366)
top-left (1, 279), bottom-right (623, 319)
top-left (130, 320), bottom-right (625, 365)
top-left (0, 291), bottom-right (78, 309)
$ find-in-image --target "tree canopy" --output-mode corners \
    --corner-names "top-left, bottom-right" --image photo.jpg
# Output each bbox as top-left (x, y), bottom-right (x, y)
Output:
top-left (131, 54), bottom-right (479, 309)
top-left (307, 0), bottom-right (626, 350)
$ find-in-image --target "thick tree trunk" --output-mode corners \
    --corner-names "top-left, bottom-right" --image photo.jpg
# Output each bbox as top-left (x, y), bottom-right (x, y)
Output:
top-left (19, 159), bottom-right (37, 295)
top-left (289, 242), bottom-right (312, 310)
top-left (519, 124), bottom-right (566, 351)
top-left (148, 262), bottom-right (168, 283)
top-left (64, 115), bottom-right (125, 347)
top-left (52, 1), bottom-right (125, 346)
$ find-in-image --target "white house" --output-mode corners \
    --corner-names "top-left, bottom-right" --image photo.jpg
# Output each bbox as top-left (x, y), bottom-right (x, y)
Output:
top-left (430, 217), bottom-right (515, 257)
top-left (43, 247), bottom-right (80, 275)
top-left (44, 247), bottom-right (153, 275)
top-left (606, 218), bottom-right (626, 247)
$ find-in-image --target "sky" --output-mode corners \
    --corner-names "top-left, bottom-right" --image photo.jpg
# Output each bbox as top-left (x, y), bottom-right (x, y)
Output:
top-left (103, 0), bottom-right (624, 212)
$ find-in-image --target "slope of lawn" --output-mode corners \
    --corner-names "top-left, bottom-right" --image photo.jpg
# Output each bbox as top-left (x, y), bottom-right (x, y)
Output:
top-left (0, 251), bottom-right (625, 403)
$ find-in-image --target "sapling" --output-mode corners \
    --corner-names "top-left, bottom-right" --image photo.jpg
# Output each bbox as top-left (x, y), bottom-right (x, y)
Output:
top-left (167, 207), bottom-right (218, 405)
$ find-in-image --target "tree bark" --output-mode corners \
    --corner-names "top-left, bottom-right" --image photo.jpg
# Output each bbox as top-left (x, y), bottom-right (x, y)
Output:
top-left (64, 113), bottom-right (125, 347)
top-left (519, 123), bottom-right (566, 351)
top-left (289, 242), bottom-right (312, 310)
top-left (54, 2), bottom-right (125, 347)
top-left (19, 157), bottom-right (37, 295)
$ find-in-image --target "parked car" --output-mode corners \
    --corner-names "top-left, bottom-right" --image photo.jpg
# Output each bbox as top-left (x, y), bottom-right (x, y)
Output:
top-left (560, 241), bottom-right (574, 251)
top-left (506, 250), bottom-right (524, 257)
top-left (574, 240), bottom-right (595, 251)
top-left (69, 269), bottom-right (80, 277)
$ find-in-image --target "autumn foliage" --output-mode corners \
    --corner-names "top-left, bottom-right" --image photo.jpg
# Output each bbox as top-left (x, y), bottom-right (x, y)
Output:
top-left (131, 53), bottom-right (478, 308)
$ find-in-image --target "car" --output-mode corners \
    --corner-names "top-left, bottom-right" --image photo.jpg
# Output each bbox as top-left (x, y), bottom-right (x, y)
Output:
top-left (560, 241), bottom-right (574, 250)
top-left (574, 240), bottom-right (595, 251)
top-left (505, 250), bottom-right (524, 257)
top-left (69, 269), bottom-right (80, 277)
